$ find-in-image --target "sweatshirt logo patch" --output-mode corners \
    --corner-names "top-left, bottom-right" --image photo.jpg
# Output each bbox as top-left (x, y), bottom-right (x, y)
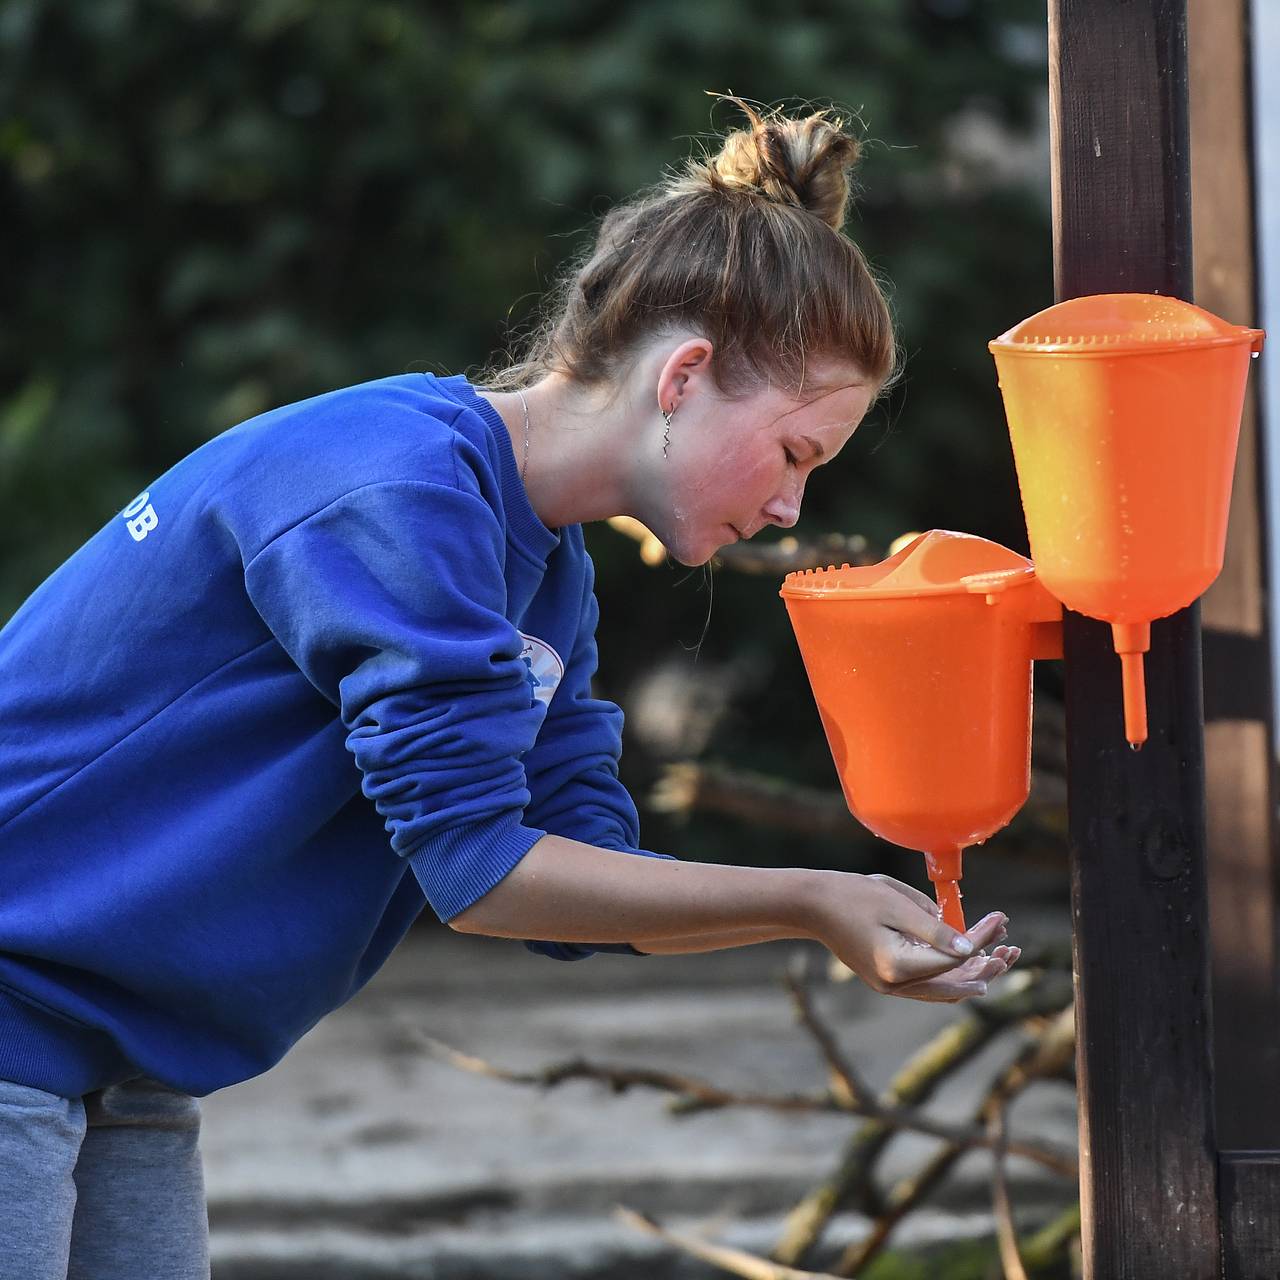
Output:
top-left (518, 631), bottom-right (565, 708)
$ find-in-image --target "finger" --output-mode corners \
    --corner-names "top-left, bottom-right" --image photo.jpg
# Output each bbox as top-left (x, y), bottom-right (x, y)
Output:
top-left (947, 953), bottom-right (1007, 984)
top-left (945, 952), bottom-right (1003, 981)
top-left (966, 913), bottom-right (1010, 946)
top-left (986, 944), bottom-right (1020, 971)
top-left (895, 949), bottom-right (1019, 1000)
top-left (900, 977), bottom-right (992, 1003)
top-left (876, 922), bottom-right (1006, 987)
top-left (882, 890), bottom-right (1004, 959)
top-left (880, 911), bottom-right (1008, 988)
top-left (867, 873), bottom-right (940, 918)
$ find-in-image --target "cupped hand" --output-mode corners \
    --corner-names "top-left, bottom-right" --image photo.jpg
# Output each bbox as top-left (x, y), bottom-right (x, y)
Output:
top-left (812, 871), bottom-right (1020, 1004)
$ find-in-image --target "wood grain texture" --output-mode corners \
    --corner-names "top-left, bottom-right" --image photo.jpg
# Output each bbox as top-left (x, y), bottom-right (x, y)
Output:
top-left (1220, 1152), bottom-right (1280, 1279)
top-left (1049, 1), bottom-right (1221, 1275)
top-left (1188, 0), bottom-right (1280, 1150)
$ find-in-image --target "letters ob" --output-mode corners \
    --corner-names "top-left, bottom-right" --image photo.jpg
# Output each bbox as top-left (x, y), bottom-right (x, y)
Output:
top-left (122, 491), bottom-right (158, 542)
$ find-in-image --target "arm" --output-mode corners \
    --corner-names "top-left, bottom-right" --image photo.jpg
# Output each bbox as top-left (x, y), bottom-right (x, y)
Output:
top-left (449, 832), bottom-right (818, 944)
top-left (244, 480), bottom-right (558, 920)
top-left (629, 925), bottom-right (800, 955)
top-left (451, 836), bottom-right (1020, 1003)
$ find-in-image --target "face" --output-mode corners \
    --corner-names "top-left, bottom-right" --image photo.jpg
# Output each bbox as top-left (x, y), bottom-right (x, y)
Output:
top-left (644, 345), bottom-right (877, 566)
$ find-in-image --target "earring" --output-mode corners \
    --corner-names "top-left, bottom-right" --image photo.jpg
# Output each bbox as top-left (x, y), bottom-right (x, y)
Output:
top-left (661, 405), bottom-right (675, 458)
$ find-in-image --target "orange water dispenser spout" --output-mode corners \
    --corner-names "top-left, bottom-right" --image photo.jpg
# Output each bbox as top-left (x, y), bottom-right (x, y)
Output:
top-left (780, 531), bottom-right (1063, 931)
top-left (924, 848), bottom-right (966, 932)
top-left (1111, 621), bottom-right (1151, 747)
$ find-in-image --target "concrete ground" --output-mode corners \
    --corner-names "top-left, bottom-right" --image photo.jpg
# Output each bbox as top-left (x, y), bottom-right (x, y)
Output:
top-left (201, 854), bottom-right (1077, 1278)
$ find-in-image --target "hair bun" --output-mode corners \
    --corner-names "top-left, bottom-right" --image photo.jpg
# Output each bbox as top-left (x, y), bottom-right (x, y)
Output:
top-left (701, 94), bottom-right (863, 230)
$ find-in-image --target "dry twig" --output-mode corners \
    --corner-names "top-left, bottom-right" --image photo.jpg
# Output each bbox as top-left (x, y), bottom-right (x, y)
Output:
top-left (406, 1021), bottom-right (1076, 1179)
top-left (402, 954), bottom-right (1079, 1278)
top-left (613, 1205), bottom-right (847, 1280)
top-left (783, 953), bottom-right (876, 1111)
top-left (834, 1003), bottom-right (1077, 1276)
top-left (988, 1102), bottom-right (1031, 1280)
top-left (771, 967), bottom-right (1075, 1265)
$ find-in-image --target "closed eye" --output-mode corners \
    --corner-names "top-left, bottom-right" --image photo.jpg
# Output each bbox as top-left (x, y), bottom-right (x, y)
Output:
top-left (784, 447), bottom-right (799, 466)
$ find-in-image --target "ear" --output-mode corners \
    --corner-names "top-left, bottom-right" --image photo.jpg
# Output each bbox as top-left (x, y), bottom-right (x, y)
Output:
top-left (655, 337), bottom-right (715, 414)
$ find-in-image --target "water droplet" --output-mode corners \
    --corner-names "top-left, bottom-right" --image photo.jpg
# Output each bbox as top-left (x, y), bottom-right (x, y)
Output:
top-left (1129, 740), bottom-right (1144, 753)
top-left (1252, 350), bottom-right (1260, 359)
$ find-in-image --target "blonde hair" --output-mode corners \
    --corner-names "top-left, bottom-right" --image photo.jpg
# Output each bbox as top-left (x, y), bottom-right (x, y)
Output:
top-left (476, 94), bottom-right (901, 403)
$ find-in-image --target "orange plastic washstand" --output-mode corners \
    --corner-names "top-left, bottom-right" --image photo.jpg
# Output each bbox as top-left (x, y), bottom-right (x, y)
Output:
top-left (989, 293), bottom-right (1264, 746)
top-left (780, 531), bottom-right (1063, 932)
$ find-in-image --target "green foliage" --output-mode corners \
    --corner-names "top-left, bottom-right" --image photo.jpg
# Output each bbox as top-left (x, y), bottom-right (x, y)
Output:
top-left (2, 0), bottom-right (1052, 867)
top-left (859, 1233), bottom-right (1073, 1279)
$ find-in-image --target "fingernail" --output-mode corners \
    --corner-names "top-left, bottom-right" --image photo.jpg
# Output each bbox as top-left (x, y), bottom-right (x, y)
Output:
top-left (953, 936), bottom-right (974, 956)
top-left (976, 982), bottom-right (988, 996)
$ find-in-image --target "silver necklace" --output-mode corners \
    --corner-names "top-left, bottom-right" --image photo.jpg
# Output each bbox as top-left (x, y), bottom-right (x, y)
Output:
top-left (516, 389), bottom-right (531, 481)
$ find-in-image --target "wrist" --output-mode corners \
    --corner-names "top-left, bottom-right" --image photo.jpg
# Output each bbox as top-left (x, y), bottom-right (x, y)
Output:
top-left (787, 867), bottom-right (839, 943)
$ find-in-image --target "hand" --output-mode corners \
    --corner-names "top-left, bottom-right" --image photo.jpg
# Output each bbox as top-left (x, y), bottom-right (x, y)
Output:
top-left (808, 872), bottom-right (1020, 1004)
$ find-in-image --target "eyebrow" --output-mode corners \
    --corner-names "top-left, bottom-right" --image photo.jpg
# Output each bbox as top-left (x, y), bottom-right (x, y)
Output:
top-left (802, 435), bottom-right (826, 460)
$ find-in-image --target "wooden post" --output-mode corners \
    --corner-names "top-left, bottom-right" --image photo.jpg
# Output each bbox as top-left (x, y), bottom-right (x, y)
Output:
top-left (1219, 1152), bottom-right (1280, 1278)
top-left (1189, 0), bottom-right (1280, 1151)
top-left (1048, 3), bottom-right (1221, 1276)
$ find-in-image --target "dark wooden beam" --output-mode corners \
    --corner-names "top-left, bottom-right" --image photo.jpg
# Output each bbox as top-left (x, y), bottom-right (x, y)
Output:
top-left (1049, 1), bottom-right (1221, 1275)
top-left (1219, 1152), bottom-right (1280, 1278)
top-left (1189, 0), bottom-right (1280, 1150)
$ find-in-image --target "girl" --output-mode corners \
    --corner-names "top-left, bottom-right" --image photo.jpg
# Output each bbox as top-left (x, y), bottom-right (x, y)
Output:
top-left (0, 97), bottom-right (1017, 1278)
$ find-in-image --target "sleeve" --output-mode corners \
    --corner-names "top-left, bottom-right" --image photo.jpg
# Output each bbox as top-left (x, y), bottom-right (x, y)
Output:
top-left (242, 479), bottom-right (551, 924)
top-left (518, 552), bottom-right (676, 961)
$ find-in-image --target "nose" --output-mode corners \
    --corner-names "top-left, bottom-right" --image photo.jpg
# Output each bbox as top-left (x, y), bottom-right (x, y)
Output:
top-left (762, 476), bottom-right (804, 529)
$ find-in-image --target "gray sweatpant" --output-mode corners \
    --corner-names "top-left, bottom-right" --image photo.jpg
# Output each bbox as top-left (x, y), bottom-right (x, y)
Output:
top-left (0, 1076), bottom-right (209, 1279)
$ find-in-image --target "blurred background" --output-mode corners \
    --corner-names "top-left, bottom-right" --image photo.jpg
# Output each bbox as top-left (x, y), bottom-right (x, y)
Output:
top-left (0, 0), bottom-right (1059, 879)
top-left (2, 4), bottom-right (1085, 1275)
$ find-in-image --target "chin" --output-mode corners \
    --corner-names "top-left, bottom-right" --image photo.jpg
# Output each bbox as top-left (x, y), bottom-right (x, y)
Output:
top-left (655, 520), bottom-right (735, 567)
top-left (680, 535), bottom-right (733, 567)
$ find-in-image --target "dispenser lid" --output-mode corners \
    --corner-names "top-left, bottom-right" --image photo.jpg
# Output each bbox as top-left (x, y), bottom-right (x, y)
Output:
top-left (989, 293), bottom-right (1265, 356)
top-left (779, 529), bottom-right (1035, 601)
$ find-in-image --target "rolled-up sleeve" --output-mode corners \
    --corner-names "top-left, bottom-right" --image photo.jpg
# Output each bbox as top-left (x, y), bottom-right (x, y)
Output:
top-left (243, 479), bottom-right (549, 922)
top-left (519, 550), bottom-right (675, 961)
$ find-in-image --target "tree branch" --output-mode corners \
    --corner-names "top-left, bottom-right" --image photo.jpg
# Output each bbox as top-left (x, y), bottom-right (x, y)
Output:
top-left (650, 760), bottom-right (1068, 861)
top-left (783, 952), bottom-right (877, 1112)
top-left (613, 1205), bottom-right (847, 1280)
top-left (833, 1003), bottom-right (1076, 1276)
top-left (770, 967), bottom-right (1074, 1265)
top-left (401, 981), bottom-right (1077, 1180)
top-left (988, 1102), bottom-right (1031, 1280)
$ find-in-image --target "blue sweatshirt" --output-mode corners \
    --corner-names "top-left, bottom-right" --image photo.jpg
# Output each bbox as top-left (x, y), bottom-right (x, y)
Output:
top-left (0, 373), bottom-right (671, 1098)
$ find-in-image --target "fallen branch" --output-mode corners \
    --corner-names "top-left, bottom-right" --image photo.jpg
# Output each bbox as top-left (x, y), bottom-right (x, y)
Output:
top-left (404, 1007), bottom-right (1076, 1178)
top-left (783, 952), bottom-right (877, 1112)
top-left (834, 1003), bottom-right (1077, 1275)
top-left (988, 1102), bottom-right (1031, 1280)
top-left (650, 762), bottom-right (874, 842)
top-left (614, 1205), bottom-right (847, 1280)
top-left (771, 967), bottom-right (1075, 1265)
top-left (650, 760), bottom-right (1068, 860)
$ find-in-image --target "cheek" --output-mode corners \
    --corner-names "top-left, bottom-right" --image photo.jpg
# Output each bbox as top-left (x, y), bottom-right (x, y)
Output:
top-left (688, 452), bottom-right (773, 500)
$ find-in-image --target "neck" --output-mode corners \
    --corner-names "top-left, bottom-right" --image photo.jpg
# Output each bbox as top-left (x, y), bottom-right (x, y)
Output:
top-left (477, 374), bottom-right (642, 529)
